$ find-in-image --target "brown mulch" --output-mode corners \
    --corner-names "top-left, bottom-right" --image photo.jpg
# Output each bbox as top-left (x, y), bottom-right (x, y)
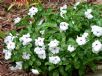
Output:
top-left (0, 60), bottom-right (36, 76)
top-left (0, 0), bottom-right (102, 76)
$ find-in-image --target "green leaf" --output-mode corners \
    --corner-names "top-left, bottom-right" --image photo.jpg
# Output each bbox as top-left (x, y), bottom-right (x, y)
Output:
top-left (49, 65), bottom-right (55, 71)
top-left (67, 38), bottom-right (76, 45)
top-left (40, 22), bottom-right (57, 29)
top-left (74, 60), bottom-right (80, 69)
top-left (59, 66), bottom-right (67, 76)
top-left (53, 71), bottom-right (59, 76)
top-left (29, 60), bottom-right (33, 66)
top-left (79, 70), bottom-right (84, 76)
top-left (16, 17), bottom-right (30, 27)
top-left (36, 60), bottom-right (41, 66)
top-left (65, 65), bottom-right (71, 71)
top-left (23, 62), bottom-right (29, 70)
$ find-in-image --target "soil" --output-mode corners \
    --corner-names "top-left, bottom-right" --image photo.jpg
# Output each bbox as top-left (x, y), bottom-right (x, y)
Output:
top-left (0, 0), bottom-right (102, 76)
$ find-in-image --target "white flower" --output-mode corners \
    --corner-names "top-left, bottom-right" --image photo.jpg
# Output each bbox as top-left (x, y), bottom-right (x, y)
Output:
top-left (49, 56), bottom-right (61, 64)
top-left (67, 45), bottom-right (75, 52)
top-left (3, 49), bottom-right (8, 53)
top-left (10, 61), bottom-right (23, 70)
top-left (22, 38), bottom-right (32, 45)
top-left (85, 9), bottom-right (93, 19)
top-left (35, 37), bottom-right (44, 46)
top-left (74, 2), bottom-right (80, 9)
top-left (34, 47), bottom-right (46, 59)
top-left (28, 7), bottom-right (38, 17)
top-left (19, 33), bottom-right (32, 45)
top-left (4, 33), bottom-right (15, 44)
top-left (31, 69), bottom-right (39, 75)
top-left (14, 17), bottom-right (21, 24)
top-left (48, 39), bottom-right (59, 48)
top-left (60, 4), bottom-right (67, 18)
top-left (38, 52), bottom-right (46, 59)
top-left (4, 51), bottom-right (12, 60)
top-left (86, 14), bottom-right (93, 19)
top-left (59, 22), bottom-right (69, 31)
top-left (82, 32), bottom-right (89, 38)
top-left (34, 47), bottom-right (45, 54)
top-left (49, 47), bottom-right (60, 54)
top-left (7, 41), bottom-right (15, 50)
top-left (9, 66), bottom-right (17, 71)
top-left (22, 52), bottom-right (31, 60)
top-left (92, 40), bottom-right (102, 54)
top-left (91, 25), bottom-right (102, 37)
top-left (86, 9), bottom-right (92, 14)
top-left (76, 36), bottom-right (87, 45)
top-left (15, 61), bottom-right (23, 70)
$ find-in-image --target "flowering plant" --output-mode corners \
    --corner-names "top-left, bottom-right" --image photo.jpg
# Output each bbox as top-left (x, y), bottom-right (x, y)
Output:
top-left (3, 2), bottom-right (102, 76)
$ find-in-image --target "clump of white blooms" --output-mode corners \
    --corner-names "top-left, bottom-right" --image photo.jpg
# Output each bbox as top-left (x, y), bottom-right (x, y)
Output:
top-left (14, 17), bottom-right (21, 24)
top-left (3, 33), bottom-right (16, 60)
top-left (48, 40), bottom-right (60, 63)
top-left (92, 40), bottom-right (102, 54)
top-left (59, 22), bottom-right (69, 31)
top-left (22, 52), bottom-right (31, 60)
top-left (3, 3), bottom-right (102, 75)
top-left (74, 2), bottom-right (80, 9)
top-left (67, 45), bottom-right (75, 52)
top-left (3, 49), bottom-right (12, 60)
top-left (34, 47), bottom-right (46, 59)
top-left (48, 39), bottom-right (60, 54)
top-left (60, 4), bottom-right (67, 18)
top-left (10, 61), bottom-right (23, 70)
top-left (91, 25), bottom-right (102, 37)
top-left (76, 36), bottom-right (87, 45)
top-left (31, 69), bottom-right (39, 75)
top-left (34, 37), bottom-right (46, 59)
top-left (49, 56), bottom-right (61, 64)
top-left (28, 6), bottom-right (38, 17)
top-left (35, 37), bottom-right (44, 47)
top-left (4, 34), bottom-right (15, 51)
top-left (85, 9), bottom-right (93, 19)
top-left (19, 33), bottom-right (32, 45)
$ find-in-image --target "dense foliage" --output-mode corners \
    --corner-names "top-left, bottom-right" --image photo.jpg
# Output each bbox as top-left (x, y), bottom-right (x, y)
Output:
top-left (3, 2), bottom-right (102, 76)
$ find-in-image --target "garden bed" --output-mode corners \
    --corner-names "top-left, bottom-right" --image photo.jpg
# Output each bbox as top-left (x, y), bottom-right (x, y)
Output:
top-left (1, 0), bottom-right (102, 76)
